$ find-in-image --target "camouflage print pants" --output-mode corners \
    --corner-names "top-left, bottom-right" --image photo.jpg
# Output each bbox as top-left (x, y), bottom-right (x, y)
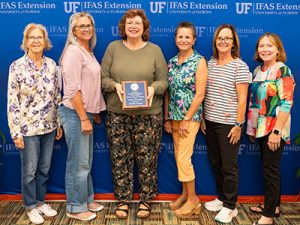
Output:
top-left (106, 111), bottom-right (163, 202)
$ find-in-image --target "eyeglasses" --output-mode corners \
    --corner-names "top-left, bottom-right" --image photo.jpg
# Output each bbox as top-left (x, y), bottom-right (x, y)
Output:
top-left (75, 24), bottom-right (94, 31)
top-left (27, 36), bottom-right (44, 42)
top-left (216, 37), bottom-right (233, 43)
top-left (126, 21), bottom-right (143, 27)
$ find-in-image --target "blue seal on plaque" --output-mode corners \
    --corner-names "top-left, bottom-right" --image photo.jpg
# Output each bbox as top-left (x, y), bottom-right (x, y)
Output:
top-left (122, 81), bottom-right (149, 109)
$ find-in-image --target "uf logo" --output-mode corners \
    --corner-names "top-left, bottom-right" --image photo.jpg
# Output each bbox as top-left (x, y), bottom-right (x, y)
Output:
top-left (236, 2), bottom-right (252, 14)
top-left (195, 27), bottom-right (206, 37)
top-left (149, 1), bottom-right (166, 14)
top-left (111, 26), bottom-right (119, 37)
top-left (64, 1), bottom-right (80, 13)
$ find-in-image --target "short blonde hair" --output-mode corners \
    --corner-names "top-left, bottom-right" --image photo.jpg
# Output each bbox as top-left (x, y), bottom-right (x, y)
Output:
top-left (21, 23), bottom-right (52, 53)
top-left (254, 32), bottom-right (286, 63)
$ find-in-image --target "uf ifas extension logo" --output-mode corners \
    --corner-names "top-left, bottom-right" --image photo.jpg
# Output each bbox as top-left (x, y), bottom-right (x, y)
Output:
top-left (64, 1), bottom-right (80, 13)
top-left (150, 1), bottom-right (166, 13)
top-left (236, 2), bottom-right (252, 14)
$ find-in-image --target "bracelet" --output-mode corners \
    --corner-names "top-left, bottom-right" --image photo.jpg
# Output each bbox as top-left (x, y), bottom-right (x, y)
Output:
top-left (80, 118), bottom-right (89, 122)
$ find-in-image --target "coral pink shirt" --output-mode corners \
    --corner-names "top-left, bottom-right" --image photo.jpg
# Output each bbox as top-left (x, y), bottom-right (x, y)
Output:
top-left (61, 44), bottom-right (106, 113)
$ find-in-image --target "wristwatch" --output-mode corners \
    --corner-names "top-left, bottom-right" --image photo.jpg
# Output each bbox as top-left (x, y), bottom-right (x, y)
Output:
top-left (272, 129), bottom-right (281, 135)
top-left (234, 121), bottom-right (244, 127)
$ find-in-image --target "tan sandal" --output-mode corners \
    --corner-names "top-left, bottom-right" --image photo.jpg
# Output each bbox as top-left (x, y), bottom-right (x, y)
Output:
top-left (175, 199), bottom-right (201, 218)
top-left (170, 195), bottom-right (187, 210)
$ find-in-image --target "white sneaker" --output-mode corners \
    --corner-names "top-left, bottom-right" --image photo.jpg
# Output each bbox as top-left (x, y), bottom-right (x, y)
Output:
top-left (27, 208), bottom-right (44, 224)
top-left (215, 207), bottom-right (238, 223)
top-left (37, 203), bottom-right (57, 217)
top-left (204, 198), bottom-right (223, 211)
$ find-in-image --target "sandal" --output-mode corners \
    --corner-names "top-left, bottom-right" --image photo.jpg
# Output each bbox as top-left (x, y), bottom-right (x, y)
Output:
top-left (249, 204), bottom-right (280, 217)
top-left (115, 202), bottom-right (129, 219)
top-left (136, 201), bottom-right (151, 219)
top-left (170, 195), bottom-right (187, 210)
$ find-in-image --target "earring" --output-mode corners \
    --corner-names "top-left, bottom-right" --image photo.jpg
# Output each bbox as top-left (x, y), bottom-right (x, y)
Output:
top-left (231, 46), bottom-right (237, 52)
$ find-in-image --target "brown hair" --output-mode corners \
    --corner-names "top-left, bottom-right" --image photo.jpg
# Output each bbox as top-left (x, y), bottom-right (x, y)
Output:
top-left (118, 9), bottom-right (150, 41)
top-left (21, 23), bottom-right (52, 53)
top-left (254, 32), bottom-right (286, 63)
top-left (212, 24), bottom-right (240, 59)
top-left (175, 21), bottom-right (196, 38)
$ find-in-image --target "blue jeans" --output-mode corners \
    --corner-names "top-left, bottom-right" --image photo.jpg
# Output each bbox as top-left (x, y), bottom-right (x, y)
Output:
top-left (58, 105), bottom-right (94, 213)
top-left (20, 130), bottom-right (56, 209)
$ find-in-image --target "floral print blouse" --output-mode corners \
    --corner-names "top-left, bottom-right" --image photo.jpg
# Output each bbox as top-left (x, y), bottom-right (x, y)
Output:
top-left (246, 62), bottom-right (295, 143)
top-left (167, 50), bottom-right (203, 121)
top-left (7, 55), bottom-right (61, 139)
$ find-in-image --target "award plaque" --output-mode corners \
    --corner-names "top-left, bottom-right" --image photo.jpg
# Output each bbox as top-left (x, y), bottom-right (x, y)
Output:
top-left (122, 81), bottom-right (149, 110)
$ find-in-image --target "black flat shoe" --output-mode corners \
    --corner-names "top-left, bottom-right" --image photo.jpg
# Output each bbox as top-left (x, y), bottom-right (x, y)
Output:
top-left (249, 205), bottom-right (280, 217)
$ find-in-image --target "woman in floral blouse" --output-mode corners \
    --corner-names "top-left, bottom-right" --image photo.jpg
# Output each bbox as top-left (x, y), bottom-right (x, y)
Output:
top-left (7, 23), bottom-right (62, 225)
top-left (164, 21), bottom-right (207, 218)
top-left (247, 33), bottom-right (295, 225)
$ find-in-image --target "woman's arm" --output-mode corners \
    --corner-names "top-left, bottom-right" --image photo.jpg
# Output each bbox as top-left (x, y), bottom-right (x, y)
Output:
top-left (62, 46), bottom-right (92, 134)
top-left (184, 57), bottom-right (207, 120)
top-left (227, 83), bottom-right (249, 144)
top-left (150, 47), bottom-right (168, 95)
top-left (179, 57), bottom-right (208, 138)
top-left (268, 66), bottom-right (295, 150)
top-left (101, 43), bottom-right (118, 92)
top-left (70, 91), bottom-right (92, 134)
top-left (163, 90), bottom-right (172, 133)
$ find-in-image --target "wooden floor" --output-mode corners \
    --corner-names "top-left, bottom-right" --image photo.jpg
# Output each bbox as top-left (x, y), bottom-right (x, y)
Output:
top-left (0, 200), bottom-right (299, 225)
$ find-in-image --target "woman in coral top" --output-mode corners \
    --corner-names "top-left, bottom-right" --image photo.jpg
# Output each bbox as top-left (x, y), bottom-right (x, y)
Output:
top-left (247, 33), bottom-right (295, 225)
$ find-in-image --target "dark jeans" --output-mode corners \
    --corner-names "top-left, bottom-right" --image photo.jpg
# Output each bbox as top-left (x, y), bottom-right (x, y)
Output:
top-left (257, 134), bottom-right (285, 218)
top-left (205, 120), bottom-right (240, 210)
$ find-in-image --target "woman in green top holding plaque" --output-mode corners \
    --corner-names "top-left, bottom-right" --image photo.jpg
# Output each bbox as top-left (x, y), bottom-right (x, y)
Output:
top-left (164, 21), bottom-right (208, 218)
top-left (101, 9), bottom-right (168, 219)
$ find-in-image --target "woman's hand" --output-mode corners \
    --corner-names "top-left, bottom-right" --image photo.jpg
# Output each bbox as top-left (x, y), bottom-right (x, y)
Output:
top-left (13, 137), bottom-right (25, 149)
top-left (200, 120), bottom-right (206, 135)
top-left (147, 86), bottom-right (154, 107)
top-left (248, 135), bottom-right (256, 143)
top-left (179, 120), bottom-right (190, 138)
top-left (227, 126), bottom-right (242, 144)
top-left (56, 127), bottom-right (63, 140)
top-left (164, 120), bottom-right (172, 133)
top-left (114, 83), bottom-right (124, 103)
top-left (81, 120), bottom-right (93, 134)
top-left (93, 114), bottom-right (101, 124)
top-left (268, 132), bottom-right (281, 151)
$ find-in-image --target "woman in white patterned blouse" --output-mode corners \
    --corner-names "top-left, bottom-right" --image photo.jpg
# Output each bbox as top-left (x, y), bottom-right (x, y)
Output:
top-left (7, 23), bottom-right (63, 225)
